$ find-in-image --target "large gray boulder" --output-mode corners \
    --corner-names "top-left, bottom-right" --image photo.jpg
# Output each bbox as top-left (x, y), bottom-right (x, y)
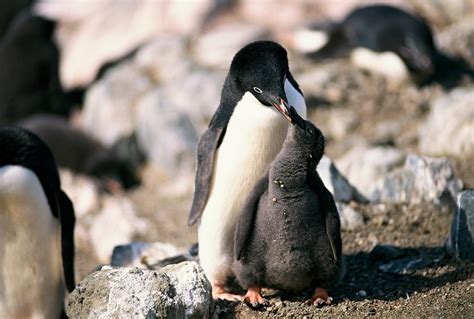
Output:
top-left (67, 262), bottom-right (213, 319)
top-left (317, 155), bottom-right (368, 203)
top-left (135, 36), bottom-right (192, 84)
top-left (135, 89), bottom-right (199, 177)
top-left (81, 62), bottom-right (153, 146)
top-left (336, 203), bottom-right (364, 231)
top-left (419, 88), bottom-right (474, 158)
top-left (373, 155), bottom-right (463, 208)
top-left (336, 146), bottom-right (406, 200)
top-left (446, 190), bottom-right (474, 261)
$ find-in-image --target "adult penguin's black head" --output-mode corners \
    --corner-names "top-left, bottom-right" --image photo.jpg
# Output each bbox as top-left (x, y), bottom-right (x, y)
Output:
top-left (228, 40), bottom-right (303, 124)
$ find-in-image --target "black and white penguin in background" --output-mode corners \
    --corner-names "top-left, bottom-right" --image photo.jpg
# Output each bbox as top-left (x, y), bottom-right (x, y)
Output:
top-left (0, 126), bottom-right (76, 318)
top-left (292, 4), bottom-right (473, 88)
top-left (188, 41), bottom-right (307, 300)
top-left (0, 10), bottom-right (83, 125)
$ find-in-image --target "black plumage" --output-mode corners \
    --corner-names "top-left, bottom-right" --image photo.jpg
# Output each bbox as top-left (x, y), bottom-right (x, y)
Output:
top-left (306, 5), bottom-right (473, 87)
top-left (233, 115), bottom-right (342, 306)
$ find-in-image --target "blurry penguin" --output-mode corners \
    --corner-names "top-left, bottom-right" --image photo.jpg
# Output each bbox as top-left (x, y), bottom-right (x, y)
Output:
top-left (0, 126), bottom-right (76, 318)
top-left (188, 41), bottom-right (306, 300)
top-left (293, 5), bottom-right (473, 87)
top-left (0, 10), bottom-right (83, 125)
top-left (18, 114), bottom-right (141, 192)
top-left (233, 110), bottom-right (343, 307)
top-left (0, 0), bottom-right (35, 38)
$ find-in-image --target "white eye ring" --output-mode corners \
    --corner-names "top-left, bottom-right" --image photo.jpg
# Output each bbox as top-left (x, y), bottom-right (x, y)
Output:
top-left (253, 87), bottom-right (263, 94)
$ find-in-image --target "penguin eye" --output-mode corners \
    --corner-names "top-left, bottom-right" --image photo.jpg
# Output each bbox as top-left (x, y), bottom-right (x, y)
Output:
top-left (253, 87), bottom-right (263, 94)
top-left (307, 128), bottom-right (313, 135)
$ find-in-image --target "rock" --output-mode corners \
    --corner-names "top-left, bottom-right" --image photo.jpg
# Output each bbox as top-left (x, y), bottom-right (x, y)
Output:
top-left (419, 88), bottom-right (474, 158)
top-left (445, 190), bottom-right (474, 261)
top-left (373, 155), bottom-right (463, 208)
top-left (317, 155), bottom-right (368, 203)
top-left (38, 0), bottom-right (210, 88)
top-left (336, 203), bottom-right (364, 230)
top-left (192, 23), bottom-right (268, 69)
top-left (377, 255), bottom-right (442, 274)
top-left (89, 196), bottom-right (148, 263)
top-left (60, 169), bottom-right (100, 219)
top-left (325, 109), bottom-right (359, 140)
top-left (408, 0), bottom-right (473, 29)
top-left (135, 89), bottom-right (199, 177)
top-left (134, 36), bottom-right (191, 84)
top-left (336, 146), bottom-right (406, 200)
top-left (369, 244), bottom-right (406, 262)
top-left (161, 69), bottom-right (225, 132)
top-left (66, 262), bottom-right (213, 319)
top-left (111, 241), bottom-right (183, 268)
top-left (81, 62), bottom-right (153, 146)
top-left (437, 19), bottom-right (474, 67)
top-left (155, 243), bottom-right (200, 268)
top-left (297, 64), bottom-right (343, 102)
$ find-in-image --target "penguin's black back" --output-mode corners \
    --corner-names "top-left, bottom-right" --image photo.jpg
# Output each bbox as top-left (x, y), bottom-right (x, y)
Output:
top-left (342, 5), bottom-right (435, 54)
top-left (0, 126), bottom-right (61, 217)
top-left (0, 0), bottom-right (35, 38)
top-left (0, 10), bottom-right (69, 125)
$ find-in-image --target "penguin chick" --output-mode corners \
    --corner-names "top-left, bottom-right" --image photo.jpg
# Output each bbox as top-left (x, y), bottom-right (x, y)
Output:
top-left (233, 113), bottom-right (342, 307)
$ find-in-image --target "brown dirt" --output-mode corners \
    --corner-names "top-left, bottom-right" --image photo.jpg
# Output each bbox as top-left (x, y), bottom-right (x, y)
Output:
top-left (215, 203), bottom-right (474, 318)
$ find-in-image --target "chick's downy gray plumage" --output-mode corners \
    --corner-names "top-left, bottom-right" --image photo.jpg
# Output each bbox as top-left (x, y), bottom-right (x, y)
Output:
top-left (233, 116), bottom-right (342, 306)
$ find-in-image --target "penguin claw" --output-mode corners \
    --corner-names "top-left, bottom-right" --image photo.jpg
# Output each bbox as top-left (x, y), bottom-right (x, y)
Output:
top-left (212, 284), bottom-right (243, 301)
top-left (312, 296), bottom-right (333, 307)
top-left (244, 287), bottom-right (268, 309)
top-left (311, 287), bottom-right (333, 307)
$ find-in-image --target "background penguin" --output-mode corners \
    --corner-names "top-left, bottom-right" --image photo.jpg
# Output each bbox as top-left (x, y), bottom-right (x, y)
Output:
top-left (188, 40), bottom-right (307, 300)
top-left (0, 126), bottom-right (76, 318)
top-left (18, 114), bottom-right (141, 192)
top-left (0, 10), bottom-right (83, 125)
top-left (295, 5), bottom-right (472, 87)
top-left (233, 111), bottom-right (342, 307)
top-left (0, 0), bottom-right (35, 38)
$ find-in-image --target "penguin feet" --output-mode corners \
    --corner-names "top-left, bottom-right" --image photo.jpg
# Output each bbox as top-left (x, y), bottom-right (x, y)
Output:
top-left (311, 287), bottom-right (333, 307)
top-left (212, 283), bottom-right (243, 301)
top-left (244, 287), bottom-right (269, 309)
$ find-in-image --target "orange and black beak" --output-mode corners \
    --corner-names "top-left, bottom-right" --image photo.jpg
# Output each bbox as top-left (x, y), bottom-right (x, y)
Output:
top-left (271, 97), bottom-right (293, 123)
top-left (271, 97), bottom-right (306, 129)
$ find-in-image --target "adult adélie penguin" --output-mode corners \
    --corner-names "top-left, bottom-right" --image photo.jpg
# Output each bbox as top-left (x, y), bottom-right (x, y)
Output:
top-left (188, 40), bottom-right (307, 300)
top-left (0, 126), bottom-right (76, 318)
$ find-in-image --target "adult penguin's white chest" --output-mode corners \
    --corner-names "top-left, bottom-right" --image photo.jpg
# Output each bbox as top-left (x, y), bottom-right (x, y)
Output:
top-left (198, 79), bottom-right (306, 281)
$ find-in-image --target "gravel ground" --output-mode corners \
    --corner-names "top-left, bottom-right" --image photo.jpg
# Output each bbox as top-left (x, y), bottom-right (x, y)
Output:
top-left (216, 203), bottom-right (473, 318)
